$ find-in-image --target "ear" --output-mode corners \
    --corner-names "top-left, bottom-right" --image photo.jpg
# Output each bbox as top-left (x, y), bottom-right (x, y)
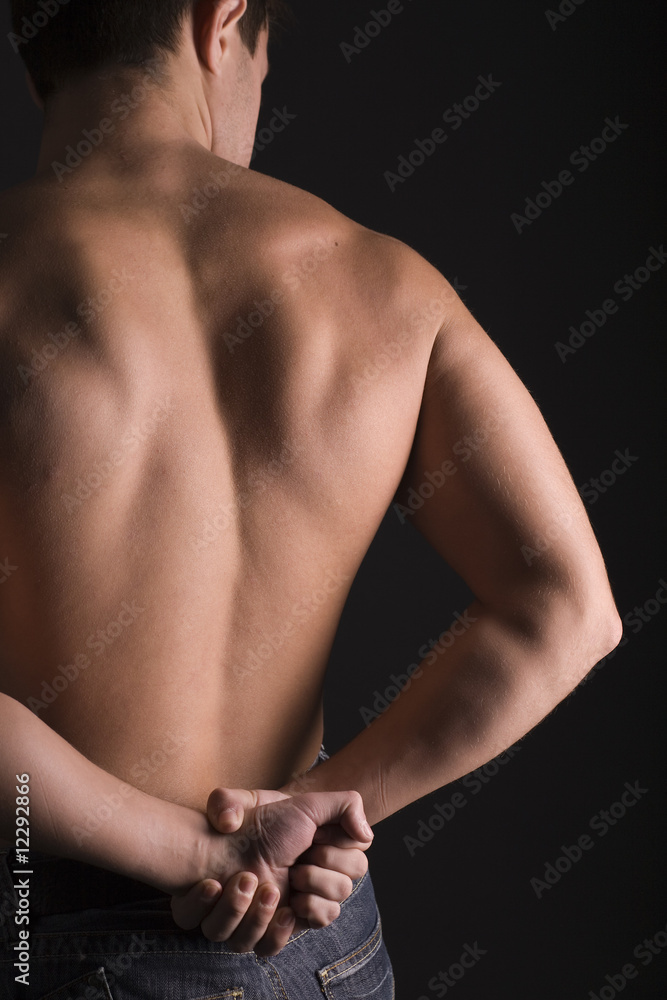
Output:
top-left (193, 0), bottom-right (248, 75)
top-left (25, 71), bottom-right (44, 112)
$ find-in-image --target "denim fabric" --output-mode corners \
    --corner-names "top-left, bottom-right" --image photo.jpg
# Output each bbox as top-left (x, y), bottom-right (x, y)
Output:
top-left (0, 746), bottom-right (394, 999)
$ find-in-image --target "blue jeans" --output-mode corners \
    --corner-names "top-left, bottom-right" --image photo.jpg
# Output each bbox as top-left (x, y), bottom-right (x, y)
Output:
top-left (0, 747), bottom-right (394, 999)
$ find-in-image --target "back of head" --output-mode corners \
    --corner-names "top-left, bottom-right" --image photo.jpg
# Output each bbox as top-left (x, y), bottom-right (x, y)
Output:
top-left (9, 0), bottom-right (291, 106)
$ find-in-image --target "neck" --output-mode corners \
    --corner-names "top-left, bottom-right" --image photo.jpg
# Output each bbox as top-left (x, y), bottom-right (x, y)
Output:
top-left (34, 63), bottom-right (251, 181)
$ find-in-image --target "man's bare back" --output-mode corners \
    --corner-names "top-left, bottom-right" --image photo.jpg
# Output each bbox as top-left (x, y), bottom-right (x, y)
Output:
top-left (0, 0), bottom-right (627, 978)
top-left (0, 147), bottom-right (440, 833)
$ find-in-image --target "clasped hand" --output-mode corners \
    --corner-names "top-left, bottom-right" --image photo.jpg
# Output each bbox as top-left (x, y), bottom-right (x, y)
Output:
top-left (170, 787), bottom-right (373, 957)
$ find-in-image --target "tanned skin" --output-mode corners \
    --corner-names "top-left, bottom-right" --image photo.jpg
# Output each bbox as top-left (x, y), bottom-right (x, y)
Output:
top-left (0, 0), bottom-right (621, 958)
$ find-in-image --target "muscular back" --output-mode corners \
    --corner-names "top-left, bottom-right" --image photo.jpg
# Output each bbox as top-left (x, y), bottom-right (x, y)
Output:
top-left (0, 149), bottom-right (441, 814)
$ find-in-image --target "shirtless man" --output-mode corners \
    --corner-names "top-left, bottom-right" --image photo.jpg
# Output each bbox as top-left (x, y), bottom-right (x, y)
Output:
top-left (0, 0), bottom-right (622, 994)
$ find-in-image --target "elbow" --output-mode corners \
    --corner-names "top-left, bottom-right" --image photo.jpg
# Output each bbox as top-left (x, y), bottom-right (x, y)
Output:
top-left (570, 577), bottom-right (623, 661)
top-left (496, 583), bottom-right (623, 682)
top-left (597, 606), bottom-right (624, 659)
top-left (545, 590), bottom-right (623, 681)
top-left (544, 555), bottom-right (624, 667)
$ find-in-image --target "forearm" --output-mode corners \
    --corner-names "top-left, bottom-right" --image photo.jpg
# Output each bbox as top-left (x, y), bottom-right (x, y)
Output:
top-left (0, 693), bottom-right (217, 894)
top-left (291, 600), bottom-right (619, 825)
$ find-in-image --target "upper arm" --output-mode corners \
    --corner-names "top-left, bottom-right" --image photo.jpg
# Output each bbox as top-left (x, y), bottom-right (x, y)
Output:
top-left (393, 273), bottom-right (618, 632)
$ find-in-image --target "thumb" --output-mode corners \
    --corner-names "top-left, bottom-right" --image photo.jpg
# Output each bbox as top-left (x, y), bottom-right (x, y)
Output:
top-left (298, 791), bottom-right (374, 845)
top-left (206, 788), bottom-right (256, 833)
top-left (206, 787), bottom-right (289, 832)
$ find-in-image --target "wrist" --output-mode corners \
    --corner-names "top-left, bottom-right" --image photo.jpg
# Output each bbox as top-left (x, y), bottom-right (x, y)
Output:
top-left (121, 791), bottom-right (219, 896)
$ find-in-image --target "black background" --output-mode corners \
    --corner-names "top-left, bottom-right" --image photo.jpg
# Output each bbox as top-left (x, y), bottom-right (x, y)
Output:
top-left (1, 0), bottom-right (665, 996)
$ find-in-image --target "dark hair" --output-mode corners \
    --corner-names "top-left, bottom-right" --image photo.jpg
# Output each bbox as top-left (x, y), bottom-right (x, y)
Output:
top-left (9, 0), bottom-right (292, 103)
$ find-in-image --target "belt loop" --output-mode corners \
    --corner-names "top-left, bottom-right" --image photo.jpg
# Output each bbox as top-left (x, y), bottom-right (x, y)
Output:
top-left (0, 850), bottom-right (21, 947)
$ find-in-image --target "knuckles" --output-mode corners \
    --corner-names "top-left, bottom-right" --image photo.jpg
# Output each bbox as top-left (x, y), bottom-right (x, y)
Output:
top-left (290, 864), bottom-right (350, 899)
top-left (308, 900), bottom-right (341, 928)
top-left (350, 850), bottom-right (369, 879)
top-left (300, 845), bottom-right (369, 880)
top-left (291, 891), bottom-right (342, 927)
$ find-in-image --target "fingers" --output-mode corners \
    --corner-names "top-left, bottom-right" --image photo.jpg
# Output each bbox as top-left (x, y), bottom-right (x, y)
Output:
top-left (297, 791), bottom-right (373, 846)
top-left (253, 907), bottom-right (296, 958)
top-left (224, 883), bottom-right (285, 954)
top-left (200, 872), bottom-right (259, 943)
top-left (290, 890), bottom-right (341, 929)
top-left (288, 862), bottom-right (352, 928)
top-left (297, 844), bottom-right (369, 882)
top-left (198, 874), bottom-right (294, 957)
top-left (171, 879), bottom-right (222, 930)
top-left (285, 845), bottom-right (368, 930)
top-left (290, 863), bottom-right (352, 903)
top-left (311, 822), bottom-right (372, 850)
